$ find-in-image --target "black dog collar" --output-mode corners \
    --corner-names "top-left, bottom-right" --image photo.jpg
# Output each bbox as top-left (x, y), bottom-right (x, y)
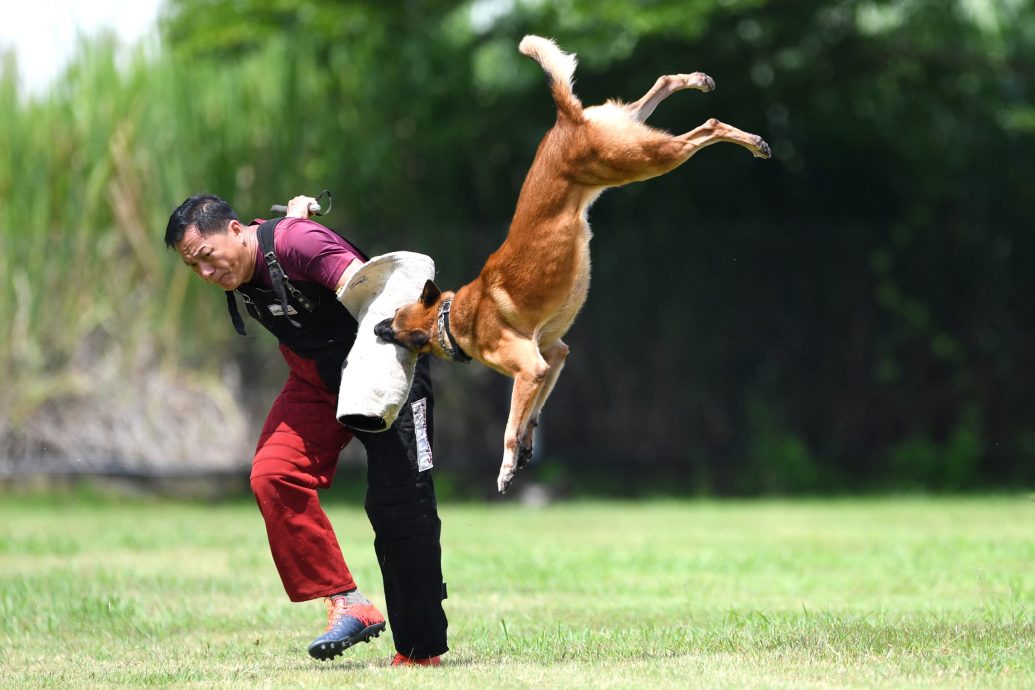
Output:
top-left (436, 298), bottom-right (471, 364)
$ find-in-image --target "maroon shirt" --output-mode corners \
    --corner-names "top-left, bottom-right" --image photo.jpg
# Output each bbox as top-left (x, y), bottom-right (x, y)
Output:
top-left (247, 217), bottom-right (364, 291)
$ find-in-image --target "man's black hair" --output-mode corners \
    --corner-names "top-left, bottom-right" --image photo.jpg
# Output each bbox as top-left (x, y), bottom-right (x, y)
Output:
top-left (164, 194), bottom-right (239, 248)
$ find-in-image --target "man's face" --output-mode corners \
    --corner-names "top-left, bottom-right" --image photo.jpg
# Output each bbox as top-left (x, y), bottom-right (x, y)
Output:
top-left (176, 221), bottom-right (253, 290)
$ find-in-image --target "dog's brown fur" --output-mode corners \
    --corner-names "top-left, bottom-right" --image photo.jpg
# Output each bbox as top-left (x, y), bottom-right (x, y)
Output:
top-left (376, 36), bottom-right (770, 493)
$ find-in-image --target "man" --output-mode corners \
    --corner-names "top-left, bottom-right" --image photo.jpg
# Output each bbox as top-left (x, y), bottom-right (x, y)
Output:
top-left (164, 193), bottom-right (447, 666)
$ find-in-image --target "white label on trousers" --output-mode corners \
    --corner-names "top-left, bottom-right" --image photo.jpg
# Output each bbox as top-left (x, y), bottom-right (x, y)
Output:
top-left (412, 397), bottom-right (433, 471)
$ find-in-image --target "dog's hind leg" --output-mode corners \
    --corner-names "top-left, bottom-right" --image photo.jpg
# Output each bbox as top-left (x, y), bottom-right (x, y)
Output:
top-left (595, 117), bottom-right (770, 185)
top-left (677, 118), bottom-right (772, 159)
top-left (626, 73), bottom-right (715, 122)
top-left (640, 118), bottom-right (771, 173)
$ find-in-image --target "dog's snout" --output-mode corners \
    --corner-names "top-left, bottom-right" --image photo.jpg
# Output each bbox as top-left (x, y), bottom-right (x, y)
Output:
top-left (374, 318), bottom-right (396, 342)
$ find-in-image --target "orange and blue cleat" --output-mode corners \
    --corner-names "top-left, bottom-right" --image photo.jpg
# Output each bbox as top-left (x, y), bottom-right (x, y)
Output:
top-left (308, 593), bottom-right (386, 660)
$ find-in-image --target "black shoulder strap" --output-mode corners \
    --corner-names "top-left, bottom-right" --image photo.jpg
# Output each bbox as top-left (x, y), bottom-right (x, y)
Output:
top-left (224, 218), bottom-right (287, 335)
top-left (256, 221), bottom-right (316, 328)
top-left (226, 290), bottom-right (247, 336)
top-left (257, 219), bottom-right (304, 329)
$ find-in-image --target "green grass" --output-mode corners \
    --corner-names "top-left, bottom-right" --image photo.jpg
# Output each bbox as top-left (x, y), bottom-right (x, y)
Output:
top-left (0, 494), bottom-right (1031, 688)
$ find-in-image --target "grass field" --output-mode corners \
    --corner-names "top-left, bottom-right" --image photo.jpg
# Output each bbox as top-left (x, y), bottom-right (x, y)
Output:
top-left (0, 492), bottom-right (1031, 689)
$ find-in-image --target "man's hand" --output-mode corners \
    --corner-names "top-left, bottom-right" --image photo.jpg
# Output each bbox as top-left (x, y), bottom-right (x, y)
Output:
top-left (286, 195), bottom-right (320, 219)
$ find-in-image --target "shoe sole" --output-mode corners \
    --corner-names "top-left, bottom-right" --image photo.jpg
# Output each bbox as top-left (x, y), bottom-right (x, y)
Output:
top-left (308, 622), bottom-right (387, 661)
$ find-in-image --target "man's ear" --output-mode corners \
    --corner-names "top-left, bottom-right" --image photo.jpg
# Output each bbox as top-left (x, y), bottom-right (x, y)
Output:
top-left (420, 280), bottom-right (441, 307)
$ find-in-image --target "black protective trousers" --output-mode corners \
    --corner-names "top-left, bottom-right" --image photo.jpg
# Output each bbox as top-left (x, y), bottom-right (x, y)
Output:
top-left (355, 357), bottom-right (448, 659)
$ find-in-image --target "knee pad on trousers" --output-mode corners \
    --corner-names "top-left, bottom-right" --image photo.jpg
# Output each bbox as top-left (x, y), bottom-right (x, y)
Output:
top-left (365, 482), bottom-right (440, 541)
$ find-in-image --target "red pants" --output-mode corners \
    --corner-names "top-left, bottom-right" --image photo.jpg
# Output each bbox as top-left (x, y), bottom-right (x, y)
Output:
top-left (250, 345), bottom-right (356, 601)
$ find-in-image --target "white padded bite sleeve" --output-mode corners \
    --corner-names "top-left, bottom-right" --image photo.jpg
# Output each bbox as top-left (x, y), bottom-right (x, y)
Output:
top-left (336, 251), bottom-right (436, 431)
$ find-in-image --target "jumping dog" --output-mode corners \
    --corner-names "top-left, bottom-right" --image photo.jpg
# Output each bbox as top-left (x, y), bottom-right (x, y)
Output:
top-left (376, 35), bottom-right (771, 493)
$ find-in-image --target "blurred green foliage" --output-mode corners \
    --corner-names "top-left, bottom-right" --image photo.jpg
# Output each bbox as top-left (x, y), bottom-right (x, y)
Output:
top-left (1, 0), bottom-right (1032, 492)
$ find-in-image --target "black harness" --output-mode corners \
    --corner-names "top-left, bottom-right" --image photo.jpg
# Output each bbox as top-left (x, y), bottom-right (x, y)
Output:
top-left (226, 218), bottom-right (362, 390)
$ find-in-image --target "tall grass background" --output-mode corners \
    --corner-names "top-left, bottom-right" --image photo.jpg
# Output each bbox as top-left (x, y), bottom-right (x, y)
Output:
top-left (0, 36), bottom-right (325, 470)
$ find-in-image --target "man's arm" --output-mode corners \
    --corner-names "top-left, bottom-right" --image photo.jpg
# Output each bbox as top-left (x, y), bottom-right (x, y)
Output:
top-left (335, 259), bottom-right (363, 300)
top-left (284, 194), bottom-right (364, 298)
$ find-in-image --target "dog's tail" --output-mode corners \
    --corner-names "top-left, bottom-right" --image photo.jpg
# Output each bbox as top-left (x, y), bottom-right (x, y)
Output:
top-left (519, 35), bottom-right (583, 122)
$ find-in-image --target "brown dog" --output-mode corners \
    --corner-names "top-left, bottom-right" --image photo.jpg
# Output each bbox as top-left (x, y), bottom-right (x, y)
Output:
top-left (375, 35), bottom-right (770, 493)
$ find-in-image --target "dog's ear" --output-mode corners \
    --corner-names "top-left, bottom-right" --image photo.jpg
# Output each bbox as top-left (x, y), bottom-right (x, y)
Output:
top-left (419, 280), bottom-right (441, 307)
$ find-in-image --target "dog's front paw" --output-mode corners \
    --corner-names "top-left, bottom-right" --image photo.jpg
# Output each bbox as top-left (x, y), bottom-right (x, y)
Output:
top-left (497, 470), bottom-right (515, 494)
